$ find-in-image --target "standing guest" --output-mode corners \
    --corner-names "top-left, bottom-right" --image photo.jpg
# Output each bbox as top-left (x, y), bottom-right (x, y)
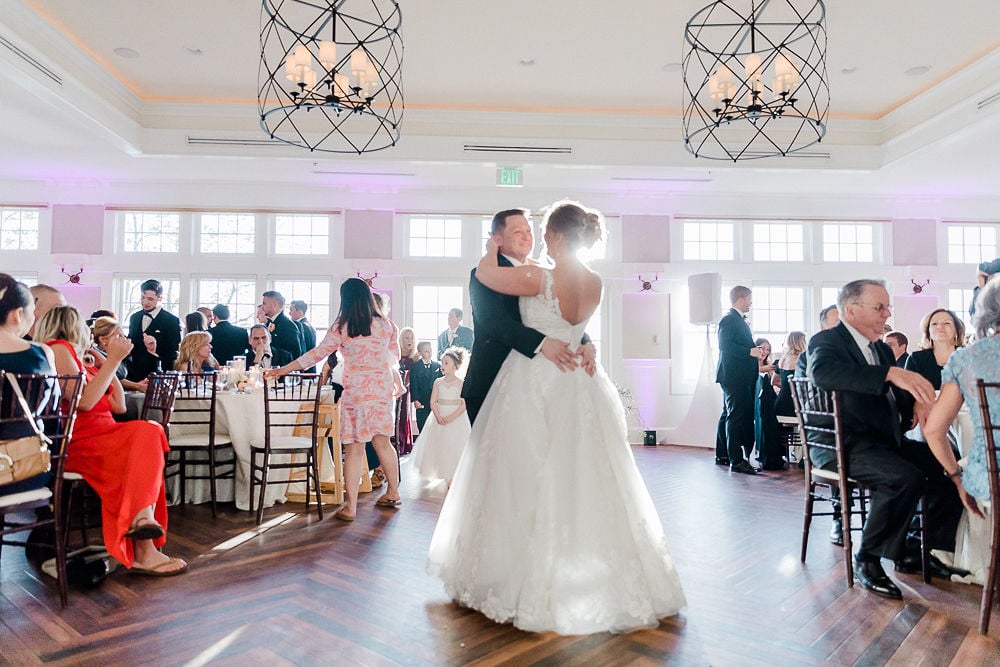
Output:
top-left (208, 304), bottom-right (249, 365)
top-left (774, 331), bottom-right (806, 417)
top-left (261, 291), bottom-right (304, 360)
top-left (753, 338), bottom-right (784, 470)
top-left (125, 279), bottom-right (181, 381)
top-left (923, 277), bottom-right (1000, 582)
top-left (884, 331), bottom-right (910, 368)
top-left (437, 308), bottom-right (474, 359)
top-left (970, 258), bottom-right (1000, 319)
top-left (266, 278), bottom-right (404, 522)
top-left (246, 324), bottom-right (291, 368)
top-left (0, 274), bottom-right (57, 498)
top-left (905, 309), bottom-right (965, 390)
top-left (395, 326), bottom-right (419, 455)
top-left (412, 346), bottom-right (471, 486)
top-left (289, 300), bottom-right (317, 373)
top-left (255, 303), bottom-right (267, 325)
top-left (184, 311), bottom-right (208, 334)
top-left (36, 305), bottom-right (186, 576)
top-left (806, 279), bottom-right (963, 599)
top-left (197, 306), bottom-right (215, 328)
top-left (716, 285), bottom-right (766, 475)
top-left (26, 284), bottom-right (66, 340)
top-left (410, 341), bottom-right (442, 433)
top-left (174, 331), bottom-right (219, 372)
top-left (91, 316), bottom-right (148, 393)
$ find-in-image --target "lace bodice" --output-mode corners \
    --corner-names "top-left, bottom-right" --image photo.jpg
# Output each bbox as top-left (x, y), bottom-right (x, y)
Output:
top-left (436, 381), bottom-right (463, 402)
top-left (519, 268), bottom-right (590, 348)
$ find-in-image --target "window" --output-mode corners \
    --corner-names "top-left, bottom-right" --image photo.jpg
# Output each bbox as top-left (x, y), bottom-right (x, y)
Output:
top-left (749, 286), bottom-right (807, 351)
top-left (0, 207), bottom-right (40, 251)
top-left (199, 213), bottom-right (255, 254)
top-left (947, 225), bottom-right (998, 264)
top-left (753, 222), bottom-right (804, 262)
top-left (822, 223), bottom-right (873, 262)
top-left (196, 278), bottom-right (258, 328)
top-left (949, 287), bottom-right (976, 331)
top-left (274, 214), bottom-right (329, 255)
top-left (410, 284), bottom-right (464, 350)
top-left (116, 278), bottom-right (181, 331)
top-left (271, 279), bottom-right (332, 330)
top-left (121, 212), bottom-right (180, 253)
top-left (409, 217), bottom-right (462, 257)
top-left (821, 287), bottom-right (839, 311)
top-left (682, 221), bottom-right (734, 261)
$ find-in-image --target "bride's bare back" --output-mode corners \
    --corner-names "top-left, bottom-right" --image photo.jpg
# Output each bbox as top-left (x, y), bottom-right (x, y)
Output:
top-left (550, 263), bottom-right (602, 326)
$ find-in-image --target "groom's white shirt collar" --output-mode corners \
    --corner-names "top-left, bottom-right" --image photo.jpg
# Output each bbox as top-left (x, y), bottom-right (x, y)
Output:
top-left (502, 253), bottom-right (525, 267)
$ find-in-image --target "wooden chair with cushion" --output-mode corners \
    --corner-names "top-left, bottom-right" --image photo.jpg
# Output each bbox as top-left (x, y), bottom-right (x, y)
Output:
top-left (0, 372), bottom-right (84, 608)
top-left (249, 373), bottom-right (324, 525)
top-left (790, 377), bottom-right (930, 587)
top-left (975, 379), bottom-right (1000, 634)
top-left (165, 372), bottom-right (235, 516)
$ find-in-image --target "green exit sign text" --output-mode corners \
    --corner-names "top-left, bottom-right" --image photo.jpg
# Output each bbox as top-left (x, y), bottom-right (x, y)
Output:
top-left (496, 167), bottom-right (523, 187)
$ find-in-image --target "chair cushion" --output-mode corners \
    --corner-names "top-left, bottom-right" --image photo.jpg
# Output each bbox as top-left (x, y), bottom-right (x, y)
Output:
top-left (249, 436), bottom-right (314, 451)
top-left (0, 487), bottom-right (51, 508)
top-left (170, 434), bottom-right (233, 448)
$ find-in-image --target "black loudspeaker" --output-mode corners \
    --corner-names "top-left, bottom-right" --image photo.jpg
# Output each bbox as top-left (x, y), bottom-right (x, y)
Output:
top-left (644, 430), bottom-right (657, 446)
top-left (688, 272), bottom-right (722, 325)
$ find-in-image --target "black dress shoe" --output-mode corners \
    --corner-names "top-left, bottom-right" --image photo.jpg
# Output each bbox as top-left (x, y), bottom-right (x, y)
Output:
top-left (715, 456), bottom-right (731, 466)
top-left (730, 460), bottom-right (758, 475)
top-left (853, 559), bottom-right (902, 600)
top-left (894, 553), bottom-right (969, 579)
top-left (830, 518), bottom-right (844, 547)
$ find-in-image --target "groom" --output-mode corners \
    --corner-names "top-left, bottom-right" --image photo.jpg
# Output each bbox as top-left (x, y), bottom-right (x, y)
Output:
top-left (462, 208), bottom-right (596, 423)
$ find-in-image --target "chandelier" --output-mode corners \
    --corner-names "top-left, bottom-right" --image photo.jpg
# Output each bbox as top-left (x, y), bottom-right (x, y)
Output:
top-left (682, 0), bottom-right (829, 161)
top-left (258, 0), bottom-right (403, 154)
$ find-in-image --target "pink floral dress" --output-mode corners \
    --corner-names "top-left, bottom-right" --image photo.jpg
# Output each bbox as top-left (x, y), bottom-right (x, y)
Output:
top-left (296, 317), bottom-right (400, 443)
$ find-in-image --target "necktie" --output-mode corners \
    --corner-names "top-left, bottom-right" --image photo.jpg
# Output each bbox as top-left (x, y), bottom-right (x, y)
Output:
top-left (866, 342), bottom-right (879, 366)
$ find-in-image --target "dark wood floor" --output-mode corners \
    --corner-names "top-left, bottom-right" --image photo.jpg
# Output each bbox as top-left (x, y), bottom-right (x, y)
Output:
top-left (3, 445), bottom-right (1000, 666)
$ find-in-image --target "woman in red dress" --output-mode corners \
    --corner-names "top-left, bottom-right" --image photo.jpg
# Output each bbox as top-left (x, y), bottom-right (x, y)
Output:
top-left (36, 306), bottom-right (186, 576)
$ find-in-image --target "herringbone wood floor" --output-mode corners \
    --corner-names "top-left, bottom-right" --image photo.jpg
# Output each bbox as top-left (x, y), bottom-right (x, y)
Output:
top-left (3, 445), bottom-right (1000, 666)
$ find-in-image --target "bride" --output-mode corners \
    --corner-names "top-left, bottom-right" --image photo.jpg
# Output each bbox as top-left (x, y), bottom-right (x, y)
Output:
top-left (427, 201), bottom-right (686, 635)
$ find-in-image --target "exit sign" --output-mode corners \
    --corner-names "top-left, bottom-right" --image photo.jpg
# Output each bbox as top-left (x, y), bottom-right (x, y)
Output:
top-left (496, 166), bottom-right (523, 187)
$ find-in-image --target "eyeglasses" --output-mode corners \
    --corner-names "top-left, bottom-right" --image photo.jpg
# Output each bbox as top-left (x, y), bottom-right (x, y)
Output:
top-left (852, 301), bottom-right (892, 314)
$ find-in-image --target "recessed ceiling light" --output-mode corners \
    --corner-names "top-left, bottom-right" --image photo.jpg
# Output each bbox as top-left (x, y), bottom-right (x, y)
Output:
top-left (519, 58), bottom-right (535, 66)
top-left (841, 66), bottom-right (859, 75)
top-left (905, 65), bottom-right (931, 76)
top-left (186, 47), bottom-right (203, 56)
top-left (662, 62), bottom-right (682, 73)
top-left (113, 47), bottom-right (139, 59)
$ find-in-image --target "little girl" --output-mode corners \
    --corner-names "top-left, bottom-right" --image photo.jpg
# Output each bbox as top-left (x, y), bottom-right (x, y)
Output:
top-left (412, 346), bottom-right (471, 485)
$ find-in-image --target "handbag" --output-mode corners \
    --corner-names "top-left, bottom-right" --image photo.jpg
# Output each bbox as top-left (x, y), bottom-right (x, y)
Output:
top-left (0, 374), bottom-right (53, 486)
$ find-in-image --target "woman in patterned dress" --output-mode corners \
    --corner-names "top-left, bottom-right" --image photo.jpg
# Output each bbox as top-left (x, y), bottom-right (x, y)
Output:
top-left (267, 278), bottom-right (403, 521)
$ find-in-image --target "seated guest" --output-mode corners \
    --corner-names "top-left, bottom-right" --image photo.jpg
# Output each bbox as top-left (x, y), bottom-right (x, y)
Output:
top-left (184, 311), bottom-right (208, 334)
top-left (247, 324), bottom-right (291, 368)
top-left (35, 305), bottom-right (186, 576)
top-left (91, 316), bottom-right (148, 393)
top-left (905, 309), bottom-right (965, 390)
top-left (924, 277), bottom-right (1000, 582)
top-left (207, 304), bottom-right (248, 365)
top-left (807, 279), bottom-right (963, 599)
top-left (25, 284), bottom-right (66, 340)
top-left (0, 274), bottom-right (57, 498)
top-left (884, 331), bottom-right (910, 368)
top-left (774, 330), bottom-right (806, 417)
top-left (174, 331), bottom-right (219, 372)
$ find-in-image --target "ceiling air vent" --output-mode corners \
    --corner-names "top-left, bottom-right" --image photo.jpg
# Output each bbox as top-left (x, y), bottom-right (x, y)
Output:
top-left (0, 34), bottom-right (61, 86)
top-left (463, 144), bottom-right (572, 155)
top-left (611, 177), bottom-right (713, 183)
top-left (186, 136), bottom-right (287, 147)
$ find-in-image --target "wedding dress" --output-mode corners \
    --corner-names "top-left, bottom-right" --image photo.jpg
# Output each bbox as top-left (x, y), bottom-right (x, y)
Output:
top-left (427, 268), bottom-right (686, 635)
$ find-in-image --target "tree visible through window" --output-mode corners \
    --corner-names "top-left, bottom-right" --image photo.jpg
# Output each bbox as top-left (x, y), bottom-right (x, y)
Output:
top-left (121, 212), bottom-right (180, 253)
top-left (0, 207), bottom-right (40, 251)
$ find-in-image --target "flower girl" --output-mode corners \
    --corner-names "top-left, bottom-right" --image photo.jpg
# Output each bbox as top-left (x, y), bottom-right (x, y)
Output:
top-left (412, 346), bottom-right (471, 485)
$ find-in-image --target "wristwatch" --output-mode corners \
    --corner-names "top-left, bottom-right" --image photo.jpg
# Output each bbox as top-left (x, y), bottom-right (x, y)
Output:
top-left (945, 468), bottom-right (963, 479)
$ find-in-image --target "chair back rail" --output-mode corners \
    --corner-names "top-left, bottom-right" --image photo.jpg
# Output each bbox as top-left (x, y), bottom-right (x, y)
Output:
top-left (141, 373), bottom-right (180, 427)
top-left (975, 379), bottom-right (1000, 634)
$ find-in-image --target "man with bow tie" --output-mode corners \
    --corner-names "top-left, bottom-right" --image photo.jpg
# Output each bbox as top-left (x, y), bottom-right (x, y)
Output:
top-left (716, 285), bottom-right (765, 475)
top-left (409, 341), bottom-right (442, 433)
top-left (261, 290), bottom-right (304, 361)
top-left (126, 278), bottom-right (181, 381)
top-left (437, 308), bottom-right (474, 359)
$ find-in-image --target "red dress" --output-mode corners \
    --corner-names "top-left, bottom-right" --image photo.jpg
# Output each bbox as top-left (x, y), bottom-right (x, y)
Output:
top-left (50, 340), bottom-right (170, 568)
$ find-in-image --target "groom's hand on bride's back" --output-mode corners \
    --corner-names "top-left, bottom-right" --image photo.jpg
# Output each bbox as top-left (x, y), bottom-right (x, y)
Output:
top-left (540, 338), bottom-right (579, 372)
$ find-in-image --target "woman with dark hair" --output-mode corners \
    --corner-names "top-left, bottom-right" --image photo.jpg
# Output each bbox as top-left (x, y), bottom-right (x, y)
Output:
top-left (184, 311), bottom-right (207, 334)
top-left (753, 338), bottom-right (785, 470)
top-left (267, 278), bottom-right (404, 521)
top-left (0, 273), bottom-right (57, 497)
top-left (905, 308), bottom-right (966, 390)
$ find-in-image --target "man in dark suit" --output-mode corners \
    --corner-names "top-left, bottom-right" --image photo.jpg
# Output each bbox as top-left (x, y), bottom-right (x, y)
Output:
top-left (289, 299), bottom-right (317, 372)
top-left (716, 285), bottom-right (765, 474)
top-left (884, 330), bottom-right (909, 367)
top-left (807, 279), bottom-right (963, 599)
top-left (462, 208), bottom-right (594, 424)
top-left (208, 303), bottom-right (249, 365)
top-left (437, 308), bottom-right (475, 358)
top-left (261, 290), bottom-right (304, 361)
top-left (409, 341), bottom-right (442, 432)
top-left (126, 278), bottom-right (181, 380)
top-left (247, 324), bottom-right (292, 368)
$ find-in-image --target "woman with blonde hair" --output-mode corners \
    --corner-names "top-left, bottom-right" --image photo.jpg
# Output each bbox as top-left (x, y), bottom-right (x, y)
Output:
top-left (394, 326), bottom-right (419, 456)
top-left (774, 330), bottom-right (806, 417)
top-left (91, 316), bottom-right (148, 392)
top-left (36, 305), bottom-right (185, 576)
top-left (905, 308), bottom-right (966, 390)
top-left (174, 331), bottom-right (219, 372)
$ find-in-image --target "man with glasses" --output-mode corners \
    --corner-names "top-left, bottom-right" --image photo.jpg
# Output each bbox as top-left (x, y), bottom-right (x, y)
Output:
top-left (805, 279), bottom-right (963, 600)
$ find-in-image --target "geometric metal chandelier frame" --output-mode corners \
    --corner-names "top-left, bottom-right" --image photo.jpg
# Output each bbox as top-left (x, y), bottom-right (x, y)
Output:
top-left (258, 0), bottom-right (403, 154)
top-left (682, 0), bottom-right (829, 161)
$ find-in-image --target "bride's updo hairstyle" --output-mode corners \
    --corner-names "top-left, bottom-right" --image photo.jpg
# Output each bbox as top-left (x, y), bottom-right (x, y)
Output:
top-left (542, 200), bottom-right (605, 251)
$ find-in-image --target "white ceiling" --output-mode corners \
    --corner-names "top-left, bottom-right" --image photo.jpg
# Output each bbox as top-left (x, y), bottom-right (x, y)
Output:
top-left (2, 0), bottom-right (1000, 207)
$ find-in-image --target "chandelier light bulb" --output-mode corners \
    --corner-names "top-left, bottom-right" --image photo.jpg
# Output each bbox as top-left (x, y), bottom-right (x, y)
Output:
top-left (319, 40), bottom-right (337, 71)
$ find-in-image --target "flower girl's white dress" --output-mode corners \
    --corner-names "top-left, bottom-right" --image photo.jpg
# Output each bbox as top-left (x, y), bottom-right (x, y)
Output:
top-left (411, 381), bottom-right (470, 482)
